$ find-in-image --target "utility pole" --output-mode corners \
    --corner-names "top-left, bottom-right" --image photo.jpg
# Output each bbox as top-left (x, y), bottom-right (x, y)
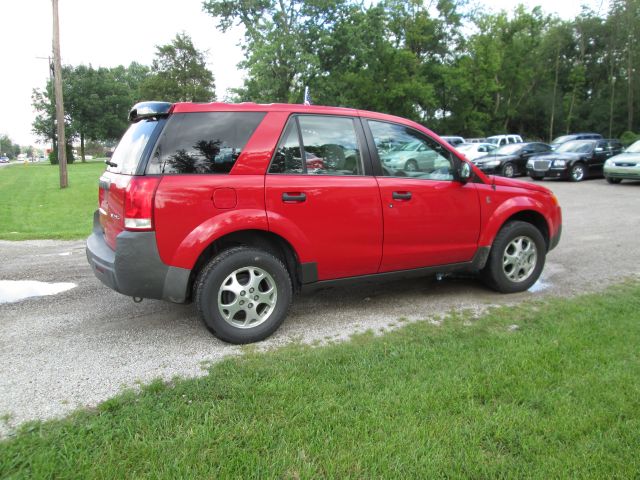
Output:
top-left (52, 0), bottom-right (68, 188)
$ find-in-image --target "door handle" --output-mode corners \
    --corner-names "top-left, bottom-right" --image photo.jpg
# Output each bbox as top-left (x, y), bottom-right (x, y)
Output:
top-left (282, 192), bottom-right (306, 202)
top-left (392, 191), bottom-right (412, 200)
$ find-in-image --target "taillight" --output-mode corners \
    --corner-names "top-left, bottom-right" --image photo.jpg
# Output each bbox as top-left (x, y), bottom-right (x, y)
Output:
top-left (124, 177), bottom-right (160, 231)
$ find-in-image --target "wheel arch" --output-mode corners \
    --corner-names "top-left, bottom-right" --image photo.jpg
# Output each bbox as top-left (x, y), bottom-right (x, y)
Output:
top-left (480, 202), bottom-right (551, 254)
top-left (187, 229), bottom-right (302, 301)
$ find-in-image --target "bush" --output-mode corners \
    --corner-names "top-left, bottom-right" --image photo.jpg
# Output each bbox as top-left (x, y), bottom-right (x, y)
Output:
top-left (619, 131), bottom-right (640, 147)
top-left (49, 144), bottom-right (75, 165)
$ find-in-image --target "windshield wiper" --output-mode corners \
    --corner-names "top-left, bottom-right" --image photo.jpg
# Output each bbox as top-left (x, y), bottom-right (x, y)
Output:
top-left (105, 159), bottom-right (118, 168)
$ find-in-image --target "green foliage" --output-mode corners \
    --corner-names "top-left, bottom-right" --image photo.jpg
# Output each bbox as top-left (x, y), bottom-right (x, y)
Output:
top-left (620, 130), bottom-right (640, 146)
top-left (140, 33), bottom-right (215, 102)
top-left (0, 134), bottom-right (21, 159)
top-left (48, 144), bottom-right (74, 165)
top-left (1, 284), bottom-right (640, 476)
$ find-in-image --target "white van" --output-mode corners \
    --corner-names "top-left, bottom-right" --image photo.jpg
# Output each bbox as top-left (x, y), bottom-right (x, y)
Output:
top-left (486, 134), bottom-right (523, 146)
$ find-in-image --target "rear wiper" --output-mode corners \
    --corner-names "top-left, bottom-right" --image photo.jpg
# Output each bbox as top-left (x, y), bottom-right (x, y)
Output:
top-left (105, 160), bottom-right (118, 168)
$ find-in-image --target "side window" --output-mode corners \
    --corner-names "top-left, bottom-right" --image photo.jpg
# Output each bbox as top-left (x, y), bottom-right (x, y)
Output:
top-left (147, 112), bottom-right (265, 174)
top-left (269, 115), bottom-right (363, 175)
top-left (367, 120), bottom-right (455, 181)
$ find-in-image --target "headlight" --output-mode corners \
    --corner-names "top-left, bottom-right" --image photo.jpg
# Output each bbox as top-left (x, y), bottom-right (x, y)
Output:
top-left (604, 159), bottom-right (613, 167)
top-left (553, 159), bottom-right (566, 167)
top-left (527, 159), bottom-right (533, 166)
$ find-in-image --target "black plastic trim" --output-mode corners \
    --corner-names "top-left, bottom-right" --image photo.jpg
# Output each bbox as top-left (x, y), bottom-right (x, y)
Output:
top-left (301, 247), bottom-right (490, 291)
top-left (135, 117), bottom-right (167, 175)
top-left (86, 211), bottom-right (190, 303)
top-left (300, 262), bottom-right (318, 284)
top-left (549, 224), bottom-right (562, 251)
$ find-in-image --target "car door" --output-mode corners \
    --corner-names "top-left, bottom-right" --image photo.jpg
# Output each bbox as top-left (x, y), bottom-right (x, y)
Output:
top-left (592, 140), bottom-right (611, 172)
top-left (364, 119), bottom-right (481, 272)
top-left (265, 115), bottom-right (383, 281)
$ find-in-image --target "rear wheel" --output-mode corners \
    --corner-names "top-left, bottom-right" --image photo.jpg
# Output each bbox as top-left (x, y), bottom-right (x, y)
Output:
top-left (481, 221), bottom-right (546, 293)
top-left (405, 159), bottom-right (418, 172)
top-left (569, 162), bottom-right (586, 182)
top-left (195, 247), bottom-right (292, 344)
top-left (605, 176), bottom-right (622, 184)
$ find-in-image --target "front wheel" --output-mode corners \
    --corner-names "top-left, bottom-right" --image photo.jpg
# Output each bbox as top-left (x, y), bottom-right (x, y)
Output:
top-left (569, 163), bottom-right (586, 182)
top-left (529, 174), bottom-right (544, 181)
top-left (501, 162), bottom-right (515, 178)
top-left (404, 159), bottom-right (418, 172)
top-left (481, 221), bottom-right (546, 293)
top-left (605, 176), bottom-right (622, 184)
top-left (195, 247), bottom-right (292, 344)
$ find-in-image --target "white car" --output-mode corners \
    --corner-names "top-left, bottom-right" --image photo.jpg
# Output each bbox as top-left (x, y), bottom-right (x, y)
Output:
top-left (380, 140), bottom-right (438, 172)
top-left (456, 142), bottom-right (498, 161)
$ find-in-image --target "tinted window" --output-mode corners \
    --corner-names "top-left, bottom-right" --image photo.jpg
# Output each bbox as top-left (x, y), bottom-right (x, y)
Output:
top-left (269, 115), bottom-right (363, 175)
top-left (147, 112), bottom-right (265, 174)
top-left (368, 120), bottom-right (455, 180)
top-left (109, 119), bottom-right (162, 175)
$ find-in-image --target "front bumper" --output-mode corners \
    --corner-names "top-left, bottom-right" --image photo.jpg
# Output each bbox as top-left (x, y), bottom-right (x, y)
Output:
top-left (86, 210), bottom-right (191, 303)
top-left (604, 166), bottom-right (640, 180)
top-left (527, 166), bottom-right (569, 179)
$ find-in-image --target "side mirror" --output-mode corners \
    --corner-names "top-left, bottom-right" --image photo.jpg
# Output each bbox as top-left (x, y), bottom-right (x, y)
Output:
top-left (459, 162), bottom-right (472, 182)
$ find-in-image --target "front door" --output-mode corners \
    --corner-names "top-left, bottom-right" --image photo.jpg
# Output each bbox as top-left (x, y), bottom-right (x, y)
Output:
top-left (365, 119), bottom-right (481, 272)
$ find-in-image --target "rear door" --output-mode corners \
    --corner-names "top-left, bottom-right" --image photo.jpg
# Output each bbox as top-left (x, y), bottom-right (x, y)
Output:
top-left (365, 119), bottom-right (481, 272)
top-left (265, 115), bottom-right (383, 280)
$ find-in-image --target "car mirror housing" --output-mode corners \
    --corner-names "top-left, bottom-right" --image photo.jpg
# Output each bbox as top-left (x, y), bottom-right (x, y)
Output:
top-left (459, 162), bottom-right (472, 182)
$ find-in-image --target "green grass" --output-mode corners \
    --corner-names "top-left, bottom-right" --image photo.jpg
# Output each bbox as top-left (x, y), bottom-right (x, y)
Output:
top-left (1, 285), bottom-right (639, 478)
top-left (0, 161), bottom-right (105, 240)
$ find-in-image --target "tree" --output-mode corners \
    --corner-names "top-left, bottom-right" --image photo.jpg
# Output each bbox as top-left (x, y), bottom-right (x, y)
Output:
top-left (140, 33), bottom-right (215, 102)
top-left (0, 134), bottom-right (21, 159)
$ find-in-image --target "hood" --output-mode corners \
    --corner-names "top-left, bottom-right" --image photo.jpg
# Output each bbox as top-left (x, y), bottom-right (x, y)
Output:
top-left (534, 152), bottom-right (585, 162)
top-left (490, 175), bottom-right (552, 194)
top-left (609, 151), bottom-right (640, 162)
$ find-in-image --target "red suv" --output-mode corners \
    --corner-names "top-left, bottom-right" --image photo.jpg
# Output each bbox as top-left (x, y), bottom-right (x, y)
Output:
top-left (87, 101), bottom-right (562, 344)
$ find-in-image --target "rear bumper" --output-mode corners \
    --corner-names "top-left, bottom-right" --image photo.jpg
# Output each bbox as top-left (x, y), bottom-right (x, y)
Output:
top-left (86, 210), bottom-right (191, 303)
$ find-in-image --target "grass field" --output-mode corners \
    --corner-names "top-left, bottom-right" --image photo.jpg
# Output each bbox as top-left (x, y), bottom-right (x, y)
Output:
top-left (1, 284), bottom-right (639, 478)
top-left (0, 161), bottom-right (104, 240)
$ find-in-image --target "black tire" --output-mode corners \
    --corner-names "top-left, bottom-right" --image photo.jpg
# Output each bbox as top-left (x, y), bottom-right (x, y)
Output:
top-left (501, 162), bottom-right (515, 178)
top-left (481, 221), bottom-right (546, 293)
top-left (529, 174), bottom-right (544, 181)
top-left (195, 247), bottom-right (292, 344)
top-left (605, 176), bottom-right (622, 184)
top-left (569, 162), bottom-right (586, 182)
top-left (404, 159), bottom-right (418, 172)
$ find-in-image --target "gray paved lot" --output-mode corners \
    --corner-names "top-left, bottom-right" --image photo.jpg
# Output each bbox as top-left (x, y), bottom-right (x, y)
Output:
top-left (1, 178), bottom-right (639, 434)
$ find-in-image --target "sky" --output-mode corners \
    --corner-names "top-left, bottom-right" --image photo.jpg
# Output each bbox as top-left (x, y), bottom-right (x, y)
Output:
top-left (0, 0), bottom-right (610, 148)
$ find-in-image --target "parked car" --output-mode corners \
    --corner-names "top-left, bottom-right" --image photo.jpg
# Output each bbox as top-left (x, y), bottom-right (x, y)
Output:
top-left (87, 101), bottom-right (562, 344)
top-left (440, 136), bottom-right (466, 146)
top-left (0, 156), bottom-right (9, 163)
top-left (527, 139), bottom-right (623, 181)
top-left (486, 134), bottom-right (523, 146)
top-left (473, 142), bottom-right (552, 177)
top-left (379, 140), bottom-right (439, 173)
top-left (455, 142), bottom-right (498, 161)
top-left (465, 138), bottom-right (487, 143)
top-left (550, 133), bottom-right (602, 150)
top-left (603, 140), bottom-right (640, 183)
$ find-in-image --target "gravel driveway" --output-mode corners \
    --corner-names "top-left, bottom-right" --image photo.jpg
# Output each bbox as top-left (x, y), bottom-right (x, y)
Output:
top-left (1, 178), bottom-right (639, 434)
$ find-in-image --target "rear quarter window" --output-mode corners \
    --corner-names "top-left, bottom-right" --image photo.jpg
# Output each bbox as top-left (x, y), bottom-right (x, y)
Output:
top-left (108, 119), bottom-right (163, 175)
top-left (146, 112), bottom-right (266, 174)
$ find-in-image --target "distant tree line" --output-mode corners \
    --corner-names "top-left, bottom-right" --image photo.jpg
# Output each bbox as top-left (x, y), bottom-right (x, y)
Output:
top-left (33, 0), bottom-right (640, 161)
top-left (204, 0), bottom-right (640, 141)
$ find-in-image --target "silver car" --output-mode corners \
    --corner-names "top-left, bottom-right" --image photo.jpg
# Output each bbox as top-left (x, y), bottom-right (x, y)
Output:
top-left (380, 140), bottom-right (438, 172)
top-left (603, 140), bottom-right (640, 183)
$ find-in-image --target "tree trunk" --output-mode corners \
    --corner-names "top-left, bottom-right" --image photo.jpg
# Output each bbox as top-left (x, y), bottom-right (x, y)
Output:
top-left (628, 37), bottom-right (634, 132)
top-left (81, 132), bottom-right (86, 162)
top-left (549, 46), bottom-right (560, 142)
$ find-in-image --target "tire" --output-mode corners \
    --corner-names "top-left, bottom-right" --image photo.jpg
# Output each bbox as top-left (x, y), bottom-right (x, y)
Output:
top-left (195, 247), bottom-right (292, 344)
top-left (501, 162), bottom-right (515, 178)
top-left (404, 159), bottom-right (418, 172)
top-left (481, 221), bottom-right (546, 293)
top-left (569, 162), bottom-right (586, 182)
top-left (605, 176), bottom-right (622, 184)
top-left (530, 174), bottom-right (544, 181)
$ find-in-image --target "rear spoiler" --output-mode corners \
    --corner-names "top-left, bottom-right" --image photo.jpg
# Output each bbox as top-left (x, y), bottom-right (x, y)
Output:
top-left (128, 101), bottom-right (172, 123)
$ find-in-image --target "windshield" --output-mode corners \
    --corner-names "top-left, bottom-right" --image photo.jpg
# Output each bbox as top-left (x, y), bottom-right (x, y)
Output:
top-left (108, 119), bottom-right (162, 175)
top-left (625, 140), bottom-right (640, 153)
top-left (551, 135), bottom-right (573, 145)
top-left (556, 140), bottom-right (595, 153)
top-left (495, 144), bottom-right (522, 155)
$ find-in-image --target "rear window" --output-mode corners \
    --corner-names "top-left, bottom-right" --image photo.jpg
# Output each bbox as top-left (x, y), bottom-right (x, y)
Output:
top-left (146, 112), bottom-right (265, 174)
top-left (108, 119), bottom-right (162, 175)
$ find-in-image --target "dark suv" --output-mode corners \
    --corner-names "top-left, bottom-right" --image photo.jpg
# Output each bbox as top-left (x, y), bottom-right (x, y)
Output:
top-left (527, 139), bottom-right (623, 181)
top-left (87, 101), bottom-right (562, 344)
